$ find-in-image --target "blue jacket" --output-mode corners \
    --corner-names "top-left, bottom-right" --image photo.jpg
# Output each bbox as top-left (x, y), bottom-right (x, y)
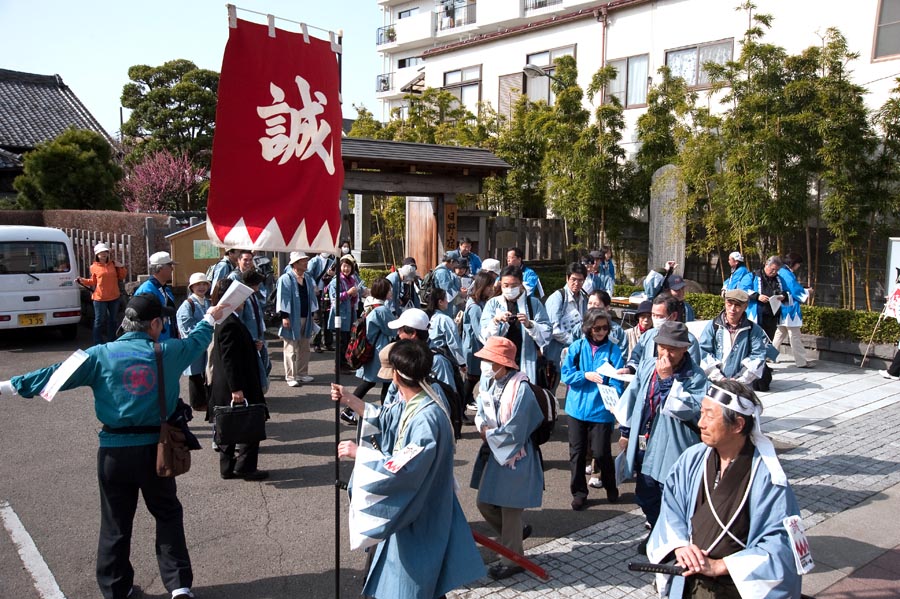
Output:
top-left (276, 271), bottom-right (318, 340)
top-left (446, 249), bottom-right (482, 274)
top-left (626, 326), bottom-right (702, 372)
top-left (176, 294), bottom-right (211, 376)
top-left (385, 270), bottom-right (420, 317)
top-left (208, 257), bottom-right (235, 289)
top-left (522, 265), bottom-right (544, 299)
top-left (619, 353), bottom-right (707, 484)
top-left (461, 298), bottom-right (486, 371)
top-left (584, 272), bottom-right (614, 295)
top-left (134, 277), bottom-right (178, 340)
top-left (723, 264), bottom-right (754, 293)
top-left (355, 304), bottom-right (395, 383)
top-left (480, 294), bottom-right (551, 384)
top-left (699, 312), bottom-right (768, 383)
top-left (543, 287), bottom-right (587, 365)
top-left (11, 320), bottom-right (214, 448)
top-left (471, 372), bottom-right (544, 508)
top-left (561, 337), bottom-right (625, 423)
top-left (431, 264), bottom-right (460, 317)
top-left (778, 266), bottom-right (808, 327)
top-left (327, 273), bottom-right (366, 331)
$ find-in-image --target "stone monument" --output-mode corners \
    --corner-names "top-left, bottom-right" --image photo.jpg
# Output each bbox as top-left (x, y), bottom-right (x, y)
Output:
top-left (648, 164), bottom-right (686, 273)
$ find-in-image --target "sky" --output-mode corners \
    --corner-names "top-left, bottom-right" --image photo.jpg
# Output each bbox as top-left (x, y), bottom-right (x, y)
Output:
top-left (0, 0), bottom-right (383, 137)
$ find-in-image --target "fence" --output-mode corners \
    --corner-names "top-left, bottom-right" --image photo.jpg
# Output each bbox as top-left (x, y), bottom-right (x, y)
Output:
top-left (64, 228), bottom-right (135, 282)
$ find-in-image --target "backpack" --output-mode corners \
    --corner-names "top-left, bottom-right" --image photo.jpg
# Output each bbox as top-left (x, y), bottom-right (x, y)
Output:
top-left (344, 312), bottom-right (376, 369)
top-left (419, 268), bottom-right (438, 304)
top-left (526, 381), bottom-right (558, 446)
top-left (427, 375), bottom-right (464, 441)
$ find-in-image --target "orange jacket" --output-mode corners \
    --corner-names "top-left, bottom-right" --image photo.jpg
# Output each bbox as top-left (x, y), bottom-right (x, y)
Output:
top-left (79, 261), bottom-right (127, 301)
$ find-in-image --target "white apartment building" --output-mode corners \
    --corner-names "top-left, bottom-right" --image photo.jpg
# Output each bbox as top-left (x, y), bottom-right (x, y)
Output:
top-left (376, 0), bottom-right (899, 152)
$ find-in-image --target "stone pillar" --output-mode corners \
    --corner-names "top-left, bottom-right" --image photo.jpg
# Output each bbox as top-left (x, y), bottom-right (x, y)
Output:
top-left (352, 193), bottom-right (380, 264)
top-left (648, 164), bottom-right (686, 273)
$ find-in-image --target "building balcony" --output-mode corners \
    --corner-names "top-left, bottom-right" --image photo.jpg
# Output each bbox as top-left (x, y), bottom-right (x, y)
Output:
top-left (435, 2), bottom-right (477, 32)
top-left (524, 0), bottom-right (562, 9)
top-left (376, 72), bottom-right (393, 94)
top-left (376, 11), bottom-right (436, 51)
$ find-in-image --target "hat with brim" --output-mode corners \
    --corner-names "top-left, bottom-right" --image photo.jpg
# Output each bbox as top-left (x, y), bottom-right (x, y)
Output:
top-left (188, 272), bottom-right (209, 290)
top-left (377, 342), bottom-right (396, 380)
top-left (388, 308), bottom-right (429, 331)
top-left (149, 251), bottom-right (176, 266)
top-left (635, 300), bottom-right (653, 316)
top-left (289, 251), bottom-right (310, 265)
top-left (474, 336), bottom-right (518, 370)
top-left (93, 242), bottom-right (110, 255)
top-left (666, 275), bottom-right (687, 291)
top-left (125, 294), bottom-right (175, 320)
top-left (654, 321), bottom-right (691, 348)
top-left (480, 258), bottom-right (501, 275)
top-left (340, 254), bottom-right (356, 266)
top-left (724, 289), bottom-right (749, 304)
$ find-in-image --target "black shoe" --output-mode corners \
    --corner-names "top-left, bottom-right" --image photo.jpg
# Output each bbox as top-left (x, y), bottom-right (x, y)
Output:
top-left (522, 524), bottom-right (533, 540)
top-left (340, 408), bottom-right (358, 426)
top-left (487, 564), bottom-right (525, 580)
top-left (571, 496), bottom-right (587, 511)
top-left (606, 488), bottom-right (620, 504)
top-left (238, 470), bottom-right (269, 481)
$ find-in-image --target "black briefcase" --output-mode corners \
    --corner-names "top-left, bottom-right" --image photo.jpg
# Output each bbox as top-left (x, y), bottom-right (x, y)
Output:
top-left (213, 401), bottom-right (268, 446)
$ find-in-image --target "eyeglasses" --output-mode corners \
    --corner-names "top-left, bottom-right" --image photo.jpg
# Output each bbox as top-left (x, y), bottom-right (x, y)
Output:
top-left (569, 277), bottom-right (585, 284)
top-left (591, 324), bottom-right (610, 332)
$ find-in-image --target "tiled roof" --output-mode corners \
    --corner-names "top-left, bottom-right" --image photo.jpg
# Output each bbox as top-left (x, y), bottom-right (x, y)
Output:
top-left (0, 147), bottom-right (22, 170)
top-left (342, 137), bottom-right (511, 175)
top-left (0, 68), bottom-right (115, 152)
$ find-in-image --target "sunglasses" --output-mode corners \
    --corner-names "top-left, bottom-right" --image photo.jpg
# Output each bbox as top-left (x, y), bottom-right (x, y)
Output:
top-left (591, 324), bottom-right (610, 332)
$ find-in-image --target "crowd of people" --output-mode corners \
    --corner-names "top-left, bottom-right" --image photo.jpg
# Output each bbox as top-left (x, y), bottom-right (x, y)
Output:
top-left (0, 239), bottom-right (815, 599)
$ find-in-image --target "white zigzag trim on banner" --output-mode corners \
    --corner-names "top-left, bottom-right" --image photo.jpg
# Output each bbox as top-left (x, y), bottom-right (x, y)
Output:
top-left (205, 216), bottom-right (340, 252)
top-left (348, 446), bottom-right (393, 550)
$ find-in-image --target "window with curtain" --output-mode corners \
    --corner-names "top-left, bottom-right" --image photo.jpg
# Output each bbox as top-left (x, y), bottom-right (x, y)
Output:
top-left (666, 39), bottom-right (733, 87)
top-left (875, 0), bottom-right (900, 59)
top-left (607, 54), bottom-right (649, 107)
top-left (524, 45), bottom-right (575, 104)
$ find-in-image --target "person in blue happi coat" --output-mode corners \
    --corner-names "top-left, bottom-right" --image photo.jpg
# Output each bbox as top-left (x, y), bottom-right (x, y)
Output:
top-left (430, 253), bottom-right (462, 317)
top-left (617, 320), bottom-right (708, 554)
top-left (176, 272), bottom-right (212, 410)
top-left (543, 262), bottom-right (589, 392)
top-left (352, 278), bottom-right (396, 404)
top-left (648, 379), bottom-right (805, 599)
top-left (328, 254), bottom-right (367, 368)
top-left (134, 251), bottom-right (179, 340)
top-left (561, 308), bottom-right (625, 510)
top-left (446, 236), bottom-right (482, 275)
top-left (332, 340), bottom-right (485, 599)
top-left (721, 251), bottom-right (754, 296)
top-left (277, 252), bottom-right (319, 387)
top-left (385, 257), bottom-right (420, 317)
top-left (773, 252), bottom-right (812, 368)
top-left (700, 289), bottom-right (770, 387)
top-left (471, 335), bottom-right (544, 580)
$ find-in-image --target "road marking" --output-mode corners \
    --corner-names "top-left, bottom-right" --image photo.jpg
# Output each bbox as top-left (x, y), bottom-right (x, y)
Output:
top-left (0, 500), bottom-right (66, 599)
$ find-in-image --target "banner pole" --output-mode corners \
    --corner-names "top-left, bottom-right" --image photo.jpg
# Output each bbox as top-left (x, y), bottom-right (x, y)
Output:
top-left (861, 307), bottom-right (886, 368)
top-left (334, 29), bottom-right (344, 599)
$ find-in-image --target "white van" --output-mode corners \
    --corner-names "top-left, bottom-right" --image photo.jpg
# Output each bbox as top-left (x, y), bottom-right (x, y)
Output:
top-left (0, 226), bottom-right (81, 339)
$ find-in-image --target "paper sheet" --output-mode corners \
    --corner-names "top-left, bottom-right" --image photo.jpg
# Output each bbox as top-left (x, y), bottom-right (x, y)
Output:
top-left (783, 515), bottom-right (815, 574)
top-left (215, 281), bottom-right (254, 323)
top-left (597, 362), bottom-right (634, 383)
top-left (39, 349), bottom-right (89, 401)
top-left (596, 384), bottom-right (620, 412)
top-left (769, 296), bottom-right (783, 314)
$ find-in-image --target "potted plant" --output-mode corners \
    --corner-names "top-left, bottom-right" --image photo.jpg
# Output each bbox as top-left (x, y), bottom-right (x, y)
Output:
top-left (385, 26), bottom-right (396, 42)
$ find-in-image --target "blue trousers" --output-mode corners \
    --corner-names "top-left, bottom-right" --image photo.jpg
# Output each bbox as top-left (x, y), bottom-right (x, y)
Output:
top-left (93, 299), bottom-right (120, 345)
top-left (634, 462), bottom-right (664, 527)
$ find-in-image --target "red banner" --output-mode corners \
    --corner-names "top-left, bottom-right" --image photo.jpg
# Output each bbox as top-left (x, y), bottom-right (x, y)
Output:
top-left (206, 19), bottom-right (344, 252)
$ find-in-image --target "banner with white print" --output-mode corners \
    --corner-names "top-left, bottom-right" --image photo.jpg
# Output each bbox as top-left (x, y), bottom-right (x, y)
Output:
top-left (207, 15), bottom-right (343, 252)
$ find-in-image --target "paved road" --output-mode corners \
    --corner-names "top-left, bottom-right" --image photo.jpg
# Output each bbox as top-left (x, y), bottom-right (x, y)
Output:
top-left (3, 327), bottom-right (898, 598)
top-left (0, 327), bottom-right (632, 599)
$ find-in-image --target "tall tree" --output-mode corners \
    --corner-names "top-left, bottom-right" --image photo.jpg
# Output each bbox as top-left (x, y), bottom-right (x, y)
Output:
top-left (14, 128), bottom-right (122, 210)
top-left (121, 59), bottom-right (219, 166)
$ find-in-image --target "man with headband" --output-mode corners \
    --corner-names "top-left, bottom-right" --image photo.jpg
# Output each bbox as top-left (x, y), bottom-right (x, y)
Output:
top-left (647, 379), bottom-right (805, 598)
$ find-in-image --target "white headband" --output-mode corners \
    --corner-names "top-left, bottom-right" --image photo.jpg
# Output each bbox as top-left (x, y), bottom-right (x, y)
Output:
top-left (706, 385), bottom-right (787, 487)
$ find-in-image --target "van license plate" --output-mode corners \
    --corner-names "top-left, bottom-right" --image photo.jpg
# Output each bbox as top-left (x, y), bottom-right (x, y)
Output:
top-left (18, 313), bottom-right (45, 326)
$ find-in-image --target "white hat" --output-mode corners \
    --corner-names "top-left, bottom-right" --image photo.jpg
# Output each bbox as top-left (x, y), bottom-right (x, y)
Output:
top-left (388, 308), bottom-right (430, 331)
top-left (149, 251), bottom-right (176, 266)
top-left (729, 251), bottom-right (745, 263)
top-left (289, 251), bottom-right (310, 265)
top-left (481, 258), bottom-right (501, 275)
top-left (188, 272), bottom-right (209, 289)
top-left (93, 242), bottom-right (110, 255)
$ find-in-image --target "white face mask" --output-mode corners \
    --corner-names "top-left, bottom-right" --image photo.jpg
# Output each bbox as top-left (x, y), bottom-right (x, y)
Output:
top-left (480, 361), bottom-right (495, 378)
top-left (341, 246), bottom-right (351, 255)
top-left (651, 316), bottom-right (667, 329)
top-left (501, 286), bottom-right (522, 301)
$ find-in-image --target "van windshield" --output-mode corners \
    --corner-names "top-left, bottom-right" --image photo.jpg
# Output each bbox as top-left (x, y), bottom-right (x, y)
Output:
top-left (0, 241), bottom-right (72, 274)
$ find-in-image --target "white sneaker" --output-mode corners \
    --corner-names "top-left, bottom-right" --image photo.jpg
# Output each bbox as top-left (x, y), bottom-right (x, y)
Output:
top-left (286, 380), bottom-right (300, 387)
top-left (584, 464), bottom-right (593, 475)
top-left (172, 589), bottom-right (194, 599)
top-left (880, 370), bottom-right (900, 380)
top-left (588, 477), bottom-right (603, 489)
top-left (297, 375), bottom-right (315, 383)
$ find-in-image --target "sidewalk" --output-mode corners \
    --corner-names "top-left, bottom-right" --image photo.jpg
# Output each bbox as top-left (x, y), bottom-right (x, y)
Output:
top-left (449, 360), bottom-right (900, 598)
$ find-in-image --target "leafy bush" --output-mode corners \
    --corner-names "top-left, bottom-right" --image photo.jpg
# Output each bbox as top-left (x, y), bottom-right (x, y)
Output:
top-left (686, 293), bottom-right (724, 320)
top-left (359, 267), bottom-right (390, 284)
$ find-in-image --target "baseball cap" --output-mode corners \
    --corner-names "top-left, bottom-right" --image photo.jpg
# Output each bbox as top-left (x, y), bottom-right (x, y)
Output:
top-left (388, 308), bottom-right (430, 331)
top-left (729, 251), bottom-right (745, 262)
top-left (480, 258), bottom-right (501, 276)
top-left (93, 242), bottom-right (110, 255)
top-left (667, 275), bottom-right (687, 291)
top-left (125, 294), bottom-right (175, 320)
top-left (149, 251), bottom-right (176, 266)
